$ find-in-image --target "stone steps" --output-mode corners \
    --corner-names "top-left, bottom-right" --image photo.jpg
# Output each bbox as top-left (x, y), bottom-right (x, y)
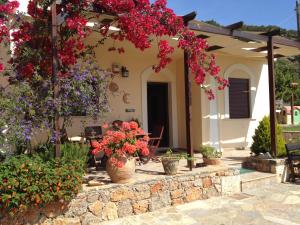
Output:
top-left (240, 171), bottom-right (278, 192)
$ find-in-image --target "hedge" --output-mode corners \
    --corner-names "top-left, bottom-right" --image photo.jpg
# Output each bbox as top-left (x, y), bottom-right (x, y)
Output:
top-left (0, 154), bottom-right (85, 213)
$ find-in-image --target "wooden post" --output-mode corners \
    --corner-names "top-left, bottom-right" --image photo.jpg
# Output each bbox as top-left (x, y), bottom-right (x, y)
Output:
top-left (184, 51), bottom-right (194, 171)
top-left (267, 36), bottom-right (277, 157)
top-left (51, 2), bottom-right (61, 158)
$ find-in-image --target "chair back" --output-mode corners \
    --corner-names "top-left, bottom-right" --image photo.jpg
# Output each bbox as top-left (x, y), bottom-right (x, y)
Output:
top-left (151, 125), bottom-right (164, 139)
top-left (285, 143), bottom-right (300, 161)
top-left (85, 126), bottom-right (102, 139)
top-left (112, 120), bottom-right (123, 130)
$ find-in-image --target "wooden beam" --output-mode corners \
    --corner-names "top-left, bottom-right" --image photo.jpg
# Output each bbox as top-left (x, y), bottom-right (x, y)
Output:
top-left (197, 34), bottom-right (210, 39)
top-left (183, 12), bottom-right (196, 171)
top-left (206, 45), bottom-right (224, 52)
top-left (189, 22), bottom-right (300, 49)
top-left (183, 11), bottom-right (197, 25)
top-left (225, 21), bottom-right (244, 30)
top-left (267, 36), bottom-right (277, 157)
top-left (252, 46), bottom-right (279, 52)
top-left (184, 51), bottom-right (194, 171)
top-left (261, 29), bottom-right (281, 37)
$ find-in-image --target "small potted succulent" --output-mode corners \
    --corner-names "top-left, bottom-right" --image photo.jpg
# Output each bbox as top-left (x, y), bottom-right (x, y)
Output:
top-left (199, 146), bottom-right (222, 165)
top-left (161, 149), bottom-right (192, 175)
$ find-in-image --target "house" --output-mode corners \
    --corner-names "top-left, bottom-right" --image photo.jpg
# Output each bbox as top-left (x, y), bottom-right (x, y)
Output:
top-left (0, 4), bottom-right (300, 154)
top-left (279, 106), bottom-right (300, 125)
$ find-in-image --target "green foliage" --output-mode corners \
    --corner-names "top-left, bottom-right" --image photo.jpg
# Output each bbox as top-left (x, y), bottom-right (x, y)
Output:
top-left (275, 59), bottom-right (299, 103)
top-left (36, 142), bottom-right (89, 168)
top-left (0, 154), bottom-right (85, 212)
top-left (199, 146), bottom-right (222, 159)
top-left (251, 116), bottom-right (286, 157)
top-left (204, 20), bottom-right (298, 39)
top-left (162, 149), bottom-right (194, 161)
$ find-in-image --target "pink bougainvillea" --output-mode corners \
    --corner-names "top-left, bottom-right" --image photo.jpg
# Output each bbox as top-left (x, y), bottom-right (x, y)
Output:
top-left (0, 0), bottom-right (228, 98)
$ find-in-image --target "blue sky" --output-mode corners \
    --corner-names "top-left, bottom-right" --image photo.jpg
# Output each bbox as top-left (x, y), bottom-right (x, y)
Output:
top-left (166, 0), bottom-right (298, 30)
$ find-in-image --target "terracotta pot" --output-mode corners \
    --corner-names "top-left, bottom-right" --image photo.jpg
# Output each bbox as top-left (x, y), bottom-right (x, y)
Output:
top-left (203, 157), bottom-right (222, 165)
top-left (162, 158), bottom-right (179, 175)
top-left (106, 157), bottom-right (136, 183)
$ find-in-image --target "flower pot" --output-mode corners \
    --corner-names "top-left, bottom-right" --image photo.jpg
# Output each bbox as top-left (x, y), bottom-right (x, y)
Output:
top-left (106, 157), bottom-right (136, 183)
top-left (162, 158), bottom-right (179, 175)
top-left (203, 157), bottom-right (222, 165)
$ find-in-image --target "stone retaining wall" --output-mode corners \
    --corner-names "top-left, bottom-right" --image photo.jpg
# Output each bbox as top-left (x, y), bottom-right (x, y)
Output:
top-left (282, 131), bottom-right (300, 143)
top-left (1, 167), bottom-right (240, 225)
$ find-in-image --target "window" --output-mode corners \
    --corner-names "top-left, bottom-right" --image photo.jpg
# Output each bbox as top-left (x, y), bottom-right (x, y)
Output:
top-left (229, 78), bottom-right (250, 119)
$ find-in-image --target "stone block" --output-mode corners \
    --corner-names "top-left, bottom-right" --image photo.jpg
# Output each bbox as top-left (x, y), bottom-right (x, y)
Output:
top-left (81, 213), bottom-right (102, 225)
top-left (52, 217), bottom-right (81, 225)
top-left (221, 175), bottom-right (241, 195)
top-left (87, 192), bottom-right (99, 203)
top-left (132, 200), bottom-right (149, 214)
top-left (185, 188), bottom-right (202, 202)
top-left (149, 191), bottom-right (171, 211)
top-left (102, 202), bottom-right (118, 221)
top-left (193, 179), bottom-right (203, 187)
top-left (169, 181), bottom-right (181, 190)
top-left (64, 199), bottom-right (88, 217)
top-left (99, 190), bottom-right (111, 203)
top-left (150, 182), bottom-right (163, 194)
top-left (117, 200), bottom-right (133, 218)
top-left (88, 201), bottom-right (103, 217)
top-left (111, 188), bottom-right (134, 201)
top-left (170, 189), bottom-right (184, 199)
top-left (171, 198), bottom-right (184, 206)
top-left (203, 177), bottom-right (212, 188)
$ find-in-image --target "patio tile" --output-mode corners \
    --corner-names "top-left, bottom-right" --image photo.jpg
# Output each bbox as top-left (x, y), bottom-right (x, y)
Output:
top-left (100, 182), bottom-right (300, 225)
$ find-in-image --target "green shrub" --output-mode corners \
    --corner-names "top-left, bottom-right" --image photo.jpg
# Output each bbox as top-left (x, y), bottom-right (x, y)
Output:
top-left (36, 142), bottom-right (89, 168)
top-left (199, 146), bottom-right (222, 158)
top-left (251, 116), bottom-right (286, 157)
top-left (0, 154), bottom-right (85, 212)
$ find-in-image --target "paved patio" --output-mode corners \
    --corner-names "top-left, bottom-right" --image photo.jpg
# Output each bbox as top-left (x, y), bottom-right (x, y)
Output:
top-left (84, 148), bottom-right (250, 189)
top-left (101, 182), bottom-right (300, 225)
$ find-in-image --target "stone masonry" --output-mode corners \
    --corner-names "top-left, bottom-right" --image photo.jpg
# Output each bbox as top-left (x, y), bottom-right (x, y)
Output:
top-left (0, 167), bottom-right (240, 225)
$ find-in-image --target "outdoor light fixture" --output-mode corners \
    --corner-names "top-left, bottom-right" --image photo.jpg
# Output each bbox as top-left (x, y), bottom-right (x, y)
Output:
top-left (121, 66), bottom-right (129, 77)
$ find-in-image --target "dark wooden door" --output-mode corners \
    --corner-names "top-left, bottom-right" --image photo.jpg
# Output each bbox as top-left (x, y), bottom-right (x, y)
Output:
top-left (147, 82), bottom-right (169, 147)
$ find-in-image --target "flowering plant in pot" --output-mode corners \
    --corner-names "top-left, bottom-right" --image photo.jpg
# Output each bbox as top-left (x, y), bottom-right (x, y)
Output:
top-left (91, 121), bottom-right (149, 183)
top-left (161, 149), bottom-right (193, 175)
top-left (199, 146), bottom-right (222, 165)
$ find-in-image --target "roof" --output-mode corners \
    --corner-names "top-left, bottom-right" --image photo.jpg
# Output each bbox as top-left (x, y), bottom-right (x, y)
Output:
top-left (188, 21), bottom-right (300, 58)
top-left (282, 106), bottom-right (300, 114)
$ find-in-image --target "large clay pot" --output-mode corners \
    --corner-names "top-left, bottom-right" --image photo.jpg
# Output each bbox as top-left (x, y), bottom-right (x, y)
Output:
top-left (162, 158), bottom-right (179, 175)
top-left (203, 157), bottom-right (222, 165)
top-left (106, 157), bottom-right (136, 183)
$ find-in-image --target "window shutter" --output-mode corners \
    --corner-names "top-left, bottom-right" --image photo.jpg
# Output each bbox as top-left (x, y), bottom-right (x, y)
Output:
top-left (229, 78), bottom-right (250, 119)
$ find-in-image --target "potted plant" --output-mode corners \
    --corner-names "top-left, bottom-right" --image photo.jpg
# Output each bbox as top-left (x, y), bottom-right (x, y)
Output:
top-left (199, 146), bottom-right (222, 165)
top-left (91, 121), bottom-right (150, 183)
top-left (161, 149), bottom-right (192, 175)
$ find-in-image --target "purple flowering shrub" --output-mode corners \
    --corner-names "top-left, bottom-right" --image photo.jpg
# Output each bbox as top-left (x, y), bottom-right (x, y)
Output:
top-left (0, 58), bottom-right (110, 154)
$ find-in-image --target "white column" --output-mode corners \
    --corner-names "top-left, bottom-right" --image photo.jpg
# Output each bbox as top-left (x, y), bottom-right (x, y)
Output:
top-left (209, 79), bottom-right (220, 151)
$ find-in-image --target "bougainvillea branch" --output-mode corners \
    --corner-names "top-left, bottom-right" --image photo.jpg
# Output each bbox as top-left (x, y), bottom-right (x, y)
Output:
top-left (0, 0), bottom-right (229, 149)
top-left (0, 0), bottom-right (228, 98)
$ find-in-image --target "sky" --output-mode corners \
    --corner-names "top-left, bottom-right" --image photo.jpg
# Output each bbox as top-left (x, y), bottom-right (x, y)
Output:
top-left (18, 0), bottom-right (298, 30)
top-left (166, 0), bottom-right (298, 30)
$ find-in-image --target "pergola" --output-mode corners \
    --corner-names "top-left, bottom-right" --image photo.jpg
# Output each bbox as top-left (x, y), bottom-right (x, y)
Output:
top-left (183, 12), bottom-right (300, 170)
top-left (49, 2), bottom-right (300, 165)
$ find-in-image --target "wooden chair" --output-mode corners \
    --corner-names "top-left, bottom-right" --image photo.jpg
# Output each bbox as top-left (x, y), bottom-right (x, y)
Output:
top-left (112, 120), bottom-right (123, 130)
top-left (140, 126), bottom-right (164, 164)
top-left (285, 143), bottom-right (300, 182)
top-left (85, 126), bottom-right (105, 168)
